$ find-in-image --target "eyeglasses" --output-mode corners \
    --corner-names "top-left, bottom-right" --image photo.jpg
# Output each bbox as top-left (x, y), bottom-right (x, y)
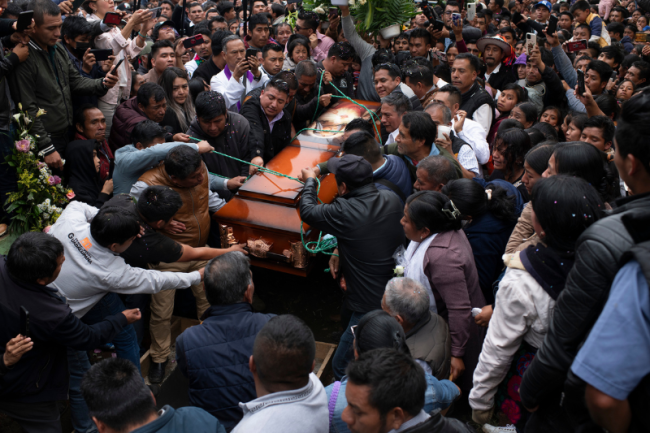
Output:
top-left (271, 79), bottom-right (290, 92)
top-left (294, 24), bottom-right (304, 31)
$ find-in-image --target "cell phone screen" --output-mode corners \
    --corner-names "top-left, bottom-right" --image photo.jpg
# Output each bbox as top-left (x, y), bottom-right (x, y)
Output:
top-left (17, 11), bottom-right (33, 32)
top-left (546, 15), bottom-right (557, 35)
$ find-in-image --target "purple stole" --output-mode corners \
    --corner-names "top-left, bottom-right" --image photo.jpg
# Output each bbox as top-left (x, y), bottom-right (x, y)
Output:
top-left (223, 65), bottom-right (255, 111)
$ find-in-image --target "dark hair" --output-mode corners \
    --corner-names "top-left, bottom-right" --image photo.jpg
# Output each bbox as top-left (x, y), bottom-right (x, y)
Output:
top-left (498, 118), bottom-right (524, 132)
top-left (583, 115), bottom-right (615, 145)
top-left (502, 82), bottom-right (528, 104)
top-left (328, 41), bottom-right (356, 61)
top-left (409, 28), bottom-right (433, 47)
top-left (494, 128), bottom-right (532, 176)
top-left (151, 39), bottom-right (174, 59)
top-left (524, 143), bottom-right (555, 176)
top-left (187, 1), bottom-right (202, 11)
top-left (73, 103), bottom-right (100, 131)
top-left (403, 64), bottom-right (433, 88)
top-left (295, 59), bottom-right (317, 79)
top-left (248, 12), bottom-right (269, 31)
top-left (586, 60), bottom-right (613, 85)
top-left (164, 145), bottom-right (203, 179)
top-left (188, 77), bottom-right (207, 104)
top-left (204, 251), bottom-right (251, 305)
top-left (406, 190), bottom-right (463, 233)
top-left (272, 70), bottom-right (298, 90)
top-left (211, 30), bottom-right (233, 55)
top-left (90, 206), bottom-right (141, 248)
top-left (371, 48), bottom-right (396, 67)
top-left (559, 10), bottom-right (574, 19)
top-left (631, 61), bottom-right (650, 87)
top-left (217, 1), bottom-right (234, 16)
top-left (499, 26), bottom-right (516, 42)
top-left (137, 185), bottom-right (182, 223)
top-left (270, 3), bottom-right (285, 17)
top-left (298, 9), bottom-right (319, 31)
top-left (607, 22), bottom-right (625, 38)
top-left (265, 76), bottom-right (291, 96)
top-left (287, 34), bottom-right (311, 62)
top-left (373, 62), bottom-right (402, 80)
top-left (137, 82), bottom-right (166, 108)
top-left (345, 118), bottom-right (375, 135)
top-left (80, 358), bottom-right (157, 432)
top-left (7, 232), bottom-right (64, 283)
top-left (263, 43), bottom-right (283, 58)
top-left (346, 349), bottom-right (427, 419)
top-left (553, 142), bottom-right (619, 203)
top-left (418, 155), bottom-right (459, 186)
top-left (253, 315), bottom-right (315, 387)
top-left (513, 102), bottom-right (538, 125)
top-left (568, 112), bottom-right (588, 130)
top-left (382, 91), bottom-right (412, 114)
top-left (615, 88), bottom-right (650, 173)
top-left (193, 22), bottom-right (212, 39)
top-left (531, 121), bottom-right (559, 142)
top-left (437, 84), bottom-right (462, 106)
top-left (159, 67), bottom-right (195, 131)
top-left (130, 119), bottom-right (166, 147)
top-left (540, 105), bottom-right (563, 124)
top-left (531, 175), bottom-right (604, 251)
top-left (195, 90), bottom-right (227, 120)
top-left (354, 310), bottom-right (410, 355)
top-left (624, 25), bottom-right (637, 37)
top-left (570, 0), bottom-right (590, 13)
top-left (342, 131), bottom-right (382, 165)
top-left (31, 0), bottom-right (60, 26)
top-left (402, 111), bottom-right (436, 149)
top-left (454, 53), bottom-right (481, 73)
top-left (61, 15), bottom-right (91, 43)
top-left (575, 23), bottom-right (592, 38)
top-left (441, 178), bottom-right (516, 221)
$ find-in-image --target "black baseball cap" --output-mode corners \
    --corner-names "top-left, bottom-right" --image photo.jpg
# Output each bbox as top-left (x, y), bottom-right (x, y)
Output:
top-left (328, 154), bottom-right (373, 185)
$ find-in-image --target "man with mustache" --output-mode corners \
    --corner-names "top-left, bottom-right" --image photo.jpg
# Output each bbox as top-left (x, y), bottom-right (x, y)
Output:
top-left (477, 35), bottom-right (517, 92)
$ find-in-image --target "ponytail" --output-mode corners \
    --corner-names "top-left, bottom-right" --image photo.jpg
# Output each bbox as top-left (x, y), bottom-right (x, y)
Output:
top-left (441, 179), bottom-right (516, 222)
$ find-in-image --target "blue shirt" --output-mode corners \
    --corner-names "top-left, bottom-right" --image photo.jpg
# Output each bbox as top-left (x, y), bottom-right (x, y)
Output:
top-left (571, 260), bottom-right (650, 400)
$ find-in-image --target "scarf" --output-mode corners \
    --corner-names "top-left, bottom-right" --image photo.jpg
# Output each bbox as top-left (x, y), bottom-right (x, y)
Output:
top-left (519, 244), bottom-right (575, 300)
top-left (223, 65), bottom-right (254, 111)
top-left (403, 235), bottom-right (438, 313)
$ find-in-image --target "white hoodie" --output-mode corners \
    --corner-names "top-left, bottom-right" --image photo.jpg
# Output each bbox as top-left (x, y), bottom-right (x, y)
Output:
top-left (50, 201), bottom-right (201, 317)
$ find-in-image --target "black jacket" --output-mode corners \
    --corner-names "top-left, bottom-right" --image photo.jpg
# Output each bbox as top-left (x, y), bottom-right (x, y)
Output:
top-left (0, 257), bottom-right (127, 403)
top-left (65, 139), bottom-right (110, 207)
top-left (486, 63), bottom-right (517, 92)
top-left (239, 87), bottom-right (293, 163)
top-left (402, 411), bottom-right (475, 433)
top-left (459, 81), bottom-right (496, 121)
top-left (519, 192), bottom-right (650, 422)
top-left (300, 179), bottom-right (404, 313)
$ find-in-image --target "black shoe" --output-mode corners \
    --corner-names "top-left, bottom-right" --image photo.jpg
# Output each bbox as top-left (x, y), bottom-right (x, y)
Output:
top-left (148, 360), bottom-right (168, 384)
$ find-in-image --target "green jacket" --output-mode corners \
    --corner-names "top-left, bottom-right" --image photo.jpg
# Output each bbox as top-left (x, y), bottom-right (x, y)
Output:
top-left (318, 143), bottom-right (463, 181)
top-left (9, 41), bottom-right (108, 156)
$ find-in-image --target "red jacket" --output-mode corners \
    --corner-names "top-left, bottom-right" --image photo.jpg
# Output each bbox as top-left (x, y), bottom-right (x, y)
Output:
top-left (108, 96), bottom-right (148, 152)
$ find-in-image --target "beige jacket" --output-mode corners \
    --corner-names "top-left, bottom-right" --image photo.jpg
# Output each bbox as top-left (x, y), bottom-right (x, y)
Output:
top-left (505, 202), bottom-right (539, 254)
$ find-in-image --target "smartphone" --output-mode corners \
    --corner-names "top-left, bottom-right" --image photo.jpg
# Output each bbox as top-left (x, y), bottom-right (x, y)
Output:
top-left (437, 125), bottom-right (452, 141)
top-left (109, 58), bottom-right (124, 75)
top-left (329, 7), bottom-right (338, 19)
top-left (90, 49), bottom-right (113, 61)
top-left (452, 12), bottom-right (462, 26)
top-left (432, 19), bottom-right (445, 31)
top-left (76, 42), bottom-right (91, 53)
top-left (246, 48), bottom-right (261, 60)
top-left (610, 71), bottom-right (617, 82)
top-left (150, 6), bottom-right (162, 18)
top-left (16, 10), bottom-right (33, 32)
top-left (103, 11), bottom-right (122, 25)
top-left (182, 34), bottom-right (205, 49)
top-left (20, 306), bottom-right (29, 339)
top-left (546, 14), bottom-right (558, 35)
top-left (71, 0), bottom-right (86, 13)
top-left (576, 69), bottom-right (586, 96)
top-left (566, 39), bottom-right (588, 52)
top-left (526, 33), bottom-right (536, 54)
top-left (467, 3), bottom-right (476, 21)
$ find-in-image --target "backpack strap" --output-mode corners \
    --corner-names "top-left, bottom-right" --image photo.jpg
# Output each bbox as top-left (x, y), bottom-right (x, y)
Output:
top-left (328, 381), bottom-right (342, 426)
top-left (375, 178), bottom-right (406, 202)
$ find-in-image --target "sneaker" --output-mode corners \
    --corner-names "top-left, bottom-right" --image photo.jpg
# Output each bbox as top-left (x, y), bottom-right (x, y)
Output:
top-left (483, 424), bottom-right (517, 433)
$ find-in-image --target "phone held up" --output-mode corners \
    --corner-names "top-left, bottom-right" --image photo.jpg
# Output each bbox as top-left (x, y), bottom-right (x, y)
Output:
top-left (576, 69), bottom-right (586, 97)
top-left (566, 39), bottom-right (588, 53)
top-left (182, 34), bottom-right (205, 49)
top-left (102, 11), bottom-right (121, 25)
top-left (526, 33), bottom-right (536, 54)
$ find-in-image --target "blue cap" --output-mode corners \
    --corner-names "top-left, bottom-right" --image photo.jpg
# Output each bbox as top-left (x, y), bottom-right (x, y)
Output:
top-left (533, 0), bottom-right (552, 11)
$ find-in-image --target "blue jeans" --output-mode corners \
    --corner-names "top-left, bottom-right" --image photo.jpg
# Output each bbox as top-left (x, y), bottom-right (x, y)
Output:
top-left (332, 311), bottom-right (366, 380)
top-left (0, 127), bottom-right (17, 223)
top-left (68, 293), bottom-right (140, 433)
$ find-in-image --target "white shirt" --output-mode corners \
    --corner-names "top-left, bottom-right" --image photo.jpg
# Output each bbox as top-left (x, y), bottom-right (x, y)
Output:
top-left (210, 67), bottom-right (269, 112)
top-left (457, 142), bottom-right (480, 175)
top-left (484, 62), bottom-right (501, 84)
top-left (385, 128), bottom-right (400, 146)
top-left (49, 201), bottom-right (201, 317)
top-left (453, 117), bottom-right (490, 165)
top-left (473, 104), bottom-right (494, 135)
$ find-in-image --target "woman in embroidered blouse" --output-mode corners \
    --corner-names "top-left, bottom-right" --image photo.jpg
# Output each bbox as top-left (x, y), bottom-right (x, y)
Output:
top-left (469, 176), bottom-right (604, 430)
top-left (401, 190), bottom-right (486, 392)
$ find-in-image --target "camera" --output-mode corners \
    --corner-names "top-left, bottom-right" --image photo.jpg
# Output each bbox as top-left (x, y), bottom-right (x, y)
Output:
top-left (420, 0), bottom-right (446, 32)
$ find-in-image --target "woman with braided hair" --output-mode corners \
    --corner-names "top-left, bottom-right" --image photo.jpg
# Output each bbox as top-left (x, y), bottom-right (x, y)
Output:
top-left (401, 191), bottom-right (486, 392)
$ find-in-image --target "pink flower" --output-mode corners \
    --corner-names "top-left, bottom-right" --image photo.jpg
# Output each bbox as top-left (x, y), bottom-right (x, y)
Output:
top-left (37, 162), bottom-right (47, 169)
top-left (66, 190), bottom-right (75, 200)
top-left (15, 139), bottom-right (30, 153)
top-left (48, 175), bottom-right (61, 185)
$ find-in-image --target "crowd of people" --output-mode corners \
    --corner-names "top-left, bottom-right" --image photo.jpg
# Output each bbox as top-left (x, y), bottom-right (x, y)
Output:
top-left (0, 0), bottom-right (650, 432)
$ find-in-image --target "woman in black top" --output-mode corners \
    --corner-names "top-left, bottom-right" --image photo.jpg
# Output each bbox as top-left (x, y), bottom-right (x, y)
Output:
top-left (489, 127), bottom-right (533, 202)
top-left (159, 67), bottom-right (196, 135)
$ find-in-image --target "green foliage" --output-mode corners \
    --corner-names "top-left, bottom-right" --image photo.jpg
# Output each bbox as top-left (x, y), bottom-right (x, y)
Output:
top-left (4, 106), bottom-right (71, 235)
top-left (352, 0), bottom-right (417, 35)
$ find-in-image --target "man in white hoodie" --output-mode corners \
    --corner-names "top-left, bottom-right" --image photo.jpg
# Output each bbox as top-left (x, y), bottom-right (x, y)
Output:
top-left (49, 200), bottom-right (203, 430)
